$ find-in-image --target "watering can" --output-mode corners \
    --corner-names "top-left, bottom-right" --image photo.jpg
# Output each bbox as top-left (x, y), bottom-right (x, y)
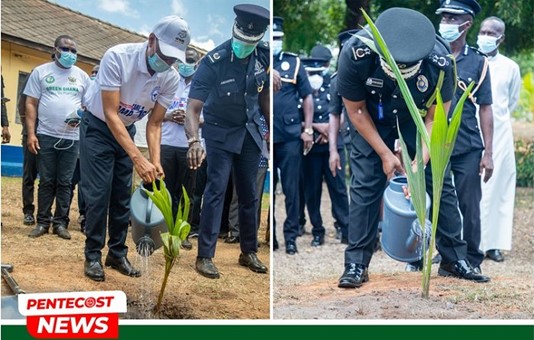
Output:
top-left (380, 176), bottom-right (432, 263)
top-left (130, 180), bottom-right (169, 257)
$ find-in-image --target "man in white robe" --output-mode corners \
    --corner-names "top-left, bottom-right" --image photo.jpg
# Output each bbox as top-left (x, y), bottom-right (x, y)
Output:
top-left (477, 17), bottom-right (521, 262)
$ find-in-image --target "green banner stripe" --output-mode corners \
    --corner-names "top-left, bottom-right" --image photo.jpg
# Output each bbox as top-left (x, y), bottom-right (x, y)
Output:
top-left (2, 325), bottom-right (534, 339)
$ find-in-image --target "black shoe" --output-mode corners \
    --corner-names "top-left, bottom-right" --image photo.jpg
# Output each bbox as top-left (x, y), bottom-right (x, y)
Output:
top-left (310, 235), bottom-right (324, 247)
top-left (195, 257), bottom-right (220, 279)
top-left (473, 265), bottom-right (482, 274)
top-left (80, 218), bottom-right (86, 234)
top-left (486, 249), bottom-right (504, 262)
top-left (28, 225), bottom-right (48, 238)
top-left (224, 235), bottom-right (240, 244)
top-left (53, 226), bottom-right (71, 240)
top-left (438, 260), bottom-right (490, 283)
top-left (340, 237), bottom-right (349, 245)
top-left (23, 214), bottom-right (35, 226)
top-left (297, 224), bottom-right (305, 237)
top-left (335, 227), bottom-right (342, 240)
top-left (189, 230), bottom-right (199, 238)
top-left (338, 263), bottom-right (369, 288)
top-left (432, 253), bottom-right (442, 264)
top-left (405, 260), bottom-right (423, 272)
top-left (84, 260), bottom-right (105, 282)
top-left (239, 253), bottom-right (267, 273)
top-left (104, 256), bottom-right (140, 277)
top-left (273, 240), bottom-right (279, 251)
top-left (285, 241), bottom-right (298, 255)
top-left (181, 238), bottom-right (192, 250)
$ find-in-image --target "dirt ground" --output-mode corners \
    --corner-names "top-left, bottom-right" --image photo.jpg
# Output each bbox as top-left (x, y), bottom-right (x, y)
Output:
top-left (1, 177), bottom-right (270, 320)
top-left (273, 181), bottom-right (534, 320)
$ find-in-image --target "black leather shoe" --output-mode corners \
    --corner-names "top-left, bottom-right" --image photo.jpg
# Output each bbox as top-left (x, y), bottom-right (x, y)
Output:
top-left (310, 235), bottom-right (324, 247)
top-left (84, 260), bottom-right (105, 282)
top-left (432, 253), bottom-right (442, 264)
top-left (104, 256), bottom-right (140, 277)
top-left (473, 265), bottom-right (482, 274)
top-left (340, 237), bottom-right (349, 245)
top-left (285, 241), bottom-right (298, 255)
top-left (405, 260), bottom-right (423, 272)
top-left (438, 259), bottom-right (490, 283)
top-left (53, 226), bottom-right (71, 240)
top-left (23, 214), bottom-right (35, 226)
top-left (181, 238), bottom-right (192, 250)
top-left (486, 249), bottom-right (504, 262)
top-left (224, 235), bottom-right (240, 244)
top-left (239, 253), bottom-right (267, 273)
top-left (338, 263), bottom-right (369, 288)
top-left (28, 225), bottom-right (48, 238)
top-left (195, 257), bottom-right (220, 279)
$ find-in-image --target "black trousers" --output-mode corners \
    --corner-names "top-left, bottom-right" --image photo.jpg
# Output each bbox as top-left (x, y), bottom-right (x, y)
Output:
top-left (302, 147), bottom-right (349, 239)
top-left (190, 159), bottom-right (207, 234)
top-left (450, 150), bottom-right (484, 267)
top-left (345, 136), bottom-right (467, 266)
top-left (22, 134), bottom-right (38, 216)
top-left (80, 112), bottom-right (135, 262)
top-left (273, 140), bottom-right (302, 245)
top-left (197, 133), bottom-right (260, 258)
top-left (161, 145), bottom-right (196, 218)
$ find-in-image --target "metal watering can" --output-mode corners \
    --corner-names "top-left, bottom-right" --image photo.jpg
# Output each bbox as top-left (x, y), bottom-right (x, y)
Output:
top-left (380, 176), bottom-right (432, 262)
top-left (130, 179), bottom-right (169, 257)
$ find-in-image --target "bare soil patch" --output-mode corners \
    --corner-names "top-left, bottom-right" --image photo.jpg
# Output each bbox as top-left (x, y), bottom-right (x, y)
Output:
top-left (1, 177), bottom-right (270, 320)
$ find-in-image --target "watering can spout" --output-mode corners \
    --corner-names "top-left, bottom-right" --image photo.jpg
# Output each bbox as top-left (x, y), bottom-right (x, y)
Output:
top-left (130, 179), bottom-right (169, 257)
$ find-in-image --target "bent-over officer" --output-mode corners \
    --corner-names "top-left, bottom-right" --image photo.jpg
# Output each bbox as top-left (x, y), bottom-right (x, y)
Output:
top-left (336, 7), bottom-right (490, 288)
top-left (185, 4), bottom-right (270, 279)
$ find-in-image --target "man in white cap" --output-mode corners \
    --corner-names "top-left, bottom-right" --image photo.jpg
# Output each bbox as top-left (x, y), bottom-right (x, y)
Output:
top-left (81, 16), bottom-right (190, 282)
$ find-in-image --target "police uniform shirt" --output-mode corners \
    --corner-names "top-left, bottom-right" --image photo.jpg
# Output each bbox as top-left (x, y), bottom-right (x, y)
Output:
top-left (329, 74), bottom-right (353, 145)
top-left (84, 42), bottom-right (179, 126)
top-left (451, 45), bottom-right (493, 156)
top-left (337, 34), bottom-right (454, 153)
top-left (310, 83), bottom-right (342, 152)
top-left (273, 52), bottom-right (313, 143)
top-left (188, 39), bottom-right (270, 154)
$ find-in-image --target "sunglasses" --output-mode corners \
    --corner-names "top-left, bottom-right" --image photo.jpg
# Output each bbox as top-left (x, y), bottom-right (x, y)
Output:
top-left (57, 46), bottom-right (78, 54)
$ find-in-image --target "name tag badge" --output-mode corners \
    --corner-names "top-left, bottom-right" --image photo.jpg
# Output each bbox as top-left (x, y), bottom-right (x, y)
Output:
top-left (366, 77), bottom-right (383, 88)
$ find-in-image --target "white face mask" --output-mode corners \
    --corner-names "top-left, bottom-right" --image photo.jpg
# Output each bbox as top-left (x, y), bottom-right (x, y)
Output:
top-left (308, 74), bottom-right (323, 90)
top-left (272, 40), bottom-right (283, 56)
top-left (477, 35), bottom-right (501, 54)
top-left (439, 22), bottom-right (468, 42)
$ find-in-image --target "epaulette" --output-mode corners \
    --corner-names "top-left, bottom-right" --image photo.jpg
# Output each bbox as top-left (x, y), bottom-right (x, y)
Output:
top-left (282, 51), bottom-right (298, 58)
top-left (257, 41), bottom-right (269, 49)
top-left (427, 50), bottom-right (451, 70)
top-left (206, 49), bottom-right (228, 64)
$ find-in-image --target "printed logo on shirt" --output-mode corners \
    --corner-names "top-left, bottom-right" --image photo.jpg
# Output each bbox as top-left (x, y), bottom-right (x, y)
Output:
top-left (254, 60), bottom-right (265, 76)
top-left (118, 101), bottom-right (150, 120)
top-left (45, 76), bottom-right (55, 84)
top-left (151, 86), bottom-right (160, 102)
top-left (68, 76), bottom-right (77, 84)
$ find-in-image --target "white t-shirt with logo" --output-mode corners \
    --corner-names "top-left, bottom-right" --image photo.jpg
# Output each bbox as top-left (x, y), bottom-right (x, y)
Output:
top-left (161, 77), bottom-right (191, 148)
top-left (23, 62), bottom-right (90, 140)
top-left (84, 41), bottom-right (179, 127)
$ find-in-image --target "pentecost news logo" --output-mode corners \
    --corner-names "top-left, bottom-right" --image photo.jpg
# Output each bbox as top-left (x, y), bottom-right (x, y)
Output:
top-left (18, 291), bottom-right (126, 338)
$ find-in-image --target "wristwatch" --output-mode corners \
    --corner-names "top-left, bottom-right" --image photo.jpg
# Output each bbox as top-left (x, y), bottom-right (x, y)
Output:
top-left (304, 128), bottom-right (313, 136)
top-left (187, 137), bottom-right (200, 146)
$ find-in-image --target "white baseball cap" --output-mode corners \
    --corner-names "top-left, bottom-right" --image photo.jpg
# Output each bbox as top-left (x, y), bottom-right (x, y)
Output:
top-left (152, 16), bottom-right (190, 62)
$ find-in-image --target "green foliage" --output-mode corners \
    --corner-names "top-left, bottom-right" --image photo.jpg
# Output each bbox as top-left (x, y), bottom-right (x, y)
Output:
top-left (143, 180), bottom-right (191, 313)
top-left (513, 72), bottom-right (534, 122)
top-left (515, 139), bottom-right (534, 187)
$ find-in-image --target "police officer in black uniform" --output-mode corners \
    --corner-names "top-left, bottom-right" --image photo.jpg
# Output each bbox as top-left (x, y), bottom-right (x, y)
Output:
top-left (436, 0), bottom-right (494, 273)
top-left (336, 7), bottom-right (490, 288)
top-left (310, 44), bottom-right (333, 88)
top-left (185, 4), bottom-right (270, 279)
top-left (300, 57), bottom-right (349, 246)
top-left (272, 16), bottom-right (314, 255)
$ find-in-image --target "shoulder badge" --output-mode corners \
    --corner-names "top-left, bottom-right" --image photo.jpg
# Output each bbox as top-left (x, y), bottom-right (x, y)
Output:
top-left (258, 41), bottom-right (269, 49)
top-left (207, 49), bottom-right (228, 64)
top-left (416, 75), bottom-right (429, 93)
top-left (427, 52), bottom-right (450, 70)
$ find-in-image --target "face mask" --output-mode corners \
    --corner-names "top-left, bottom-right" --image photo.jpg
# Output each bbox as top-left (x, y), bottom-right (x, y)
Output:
top-left (57, 50), bottom-right (77, 68)
top-left (231, 38), bottom-right (257, 59)
top-left (308, 74), bottom-right (323, 90)
top-left (148, 52), bottom-right (171, 73)
top-left (477, 35), bottom-right (501, 54)
top-left (178, 62), bottom-right (197, 77)
top-left (439, 22), bottom-right (467, 42)
top-left (272, 40), bottom-right (283, 56)
top-left (90, 76), bottom-right (96, 80)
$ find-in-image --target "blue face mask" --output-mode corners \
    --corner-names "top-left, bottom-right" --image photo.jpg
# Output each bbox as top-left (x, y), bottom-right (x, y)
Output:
top-left (178, 62), bottom-right (197, 77)
top-left (231, 38), bottom-right (257, 59)
top-left (439, 22), bottom-right (467, 43)
top-left (148, 52), bottom-right (171, 73)
top-left (477, 35), bottom-right (501, 54)
top-left (57, 50), bottom-right (77, 68)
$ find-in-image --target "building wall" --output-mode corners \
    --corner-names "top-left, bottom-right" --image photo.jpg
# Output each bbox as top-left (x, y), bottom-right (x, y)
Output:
top-left (1, 40), bottom-right (95, 146)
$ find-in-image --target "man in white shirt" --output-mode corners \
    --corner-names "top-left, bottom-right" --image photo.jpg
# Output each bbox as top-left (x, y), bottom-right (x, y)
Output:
top-left (161, 47), bottom-right (201, 251)
top-left (24, 34), bottom-right (90, 241)
top-left (477, 17), bottom-right (521, 263)
top-left (80, 16), bottom-right (190, 282)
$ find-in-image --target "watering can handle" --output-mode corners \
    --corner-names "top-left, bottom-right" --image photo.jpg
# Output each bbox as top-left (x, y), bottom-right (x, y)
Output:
top-left (145, 199), bottom-right (153, 224)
